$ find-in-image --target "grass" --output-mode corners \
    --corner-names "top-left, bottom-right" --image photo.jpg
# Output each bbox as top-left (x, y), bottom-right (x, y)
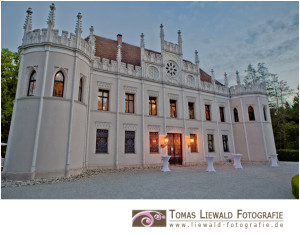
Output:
top-left (291, 175), bottom-right (299, 199)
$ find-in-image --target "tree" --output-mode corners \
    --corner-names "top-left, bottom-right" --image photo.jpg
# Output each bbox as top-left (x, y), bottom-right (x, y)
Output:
top-left (244, 64), bottom-right (257, 85)
top-left (1, 48), bottom-right (19, 157)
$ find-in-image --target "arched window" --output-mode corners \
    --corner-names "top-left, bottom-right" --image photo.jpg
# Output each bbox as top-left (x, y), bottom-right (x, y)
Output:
top-left (78, 77), bottom-right (83, 102)
top-left (263, 106), bottom-right (267, 121)
top-left (248, 106), bottom-right (255, 121)
top-left (53, 71), bottom-right (64, 97)
top-left (233, 108), bottom-right (239, 122)
top-left (27, 71), bottom-right (36, 96)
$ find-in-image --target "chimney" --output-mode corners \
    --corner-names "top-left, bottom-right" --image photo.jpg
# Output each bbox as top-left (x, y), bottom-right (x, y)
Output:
top-left (117, 34), bottom-right (122, 45)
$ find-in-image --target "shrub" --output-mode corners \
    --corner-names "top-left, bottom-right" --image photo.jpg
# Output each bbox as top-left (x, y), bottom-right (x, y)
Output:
top-left (277, 149), bottom-right (299, 162)
top-left (291, 175), bottom-right (299, 199)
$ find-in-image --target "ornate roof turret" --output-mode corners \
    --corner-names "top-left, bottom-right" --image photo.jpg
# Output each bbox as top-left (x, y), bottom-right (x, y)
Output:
top-left (23, 8), bottom-right (33, 35)
top-left (47, 3), bottom-right (56, 30)
top-left (75, 12), bottom-right (82, 37)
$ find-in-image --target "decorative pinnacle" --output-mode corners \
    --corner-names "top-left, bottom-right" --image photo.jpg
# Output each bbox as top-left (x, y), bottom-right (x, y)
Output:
top-left (211, 69), bottom-right (216, 85)
top-left (236, 70), bottom-right (241, 85)
top-left (75, 12), bottom-right (82, 36)
top-left (160, 24), bottom-right (164, 39)
top-left (224, 72), bottom-right (228, 87)
top-left (178, 30), bottom-right (182, 44)
top-left (195, 50), bottom-right (199, 64)
top-left (140, 33), bottom-right (145, 48)
top-left (24, 7), bottom-right (33, 33)
top-left (89, 26), bottom-right (96, 55)
top-left (47, 3), bottom-right (56, 28)
top-left (117, 44), bottom-right (122, 61)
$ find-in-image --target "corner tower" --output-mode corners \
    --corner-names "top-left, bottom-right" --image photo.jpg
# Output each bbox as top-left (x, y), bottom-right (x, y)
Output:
top-left (3, 4), bottom-right (95, 179)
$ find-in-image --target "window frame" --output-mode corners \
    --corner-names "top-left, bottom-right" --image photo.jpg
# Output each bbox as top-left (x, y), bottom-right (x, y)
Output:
top-left (98, 89), bottom-right (109, 111)
top-left (190, 133), bottom-right (198, 153)
top-left (170, 99), bottom-right (177, 118)
top-left (207, 134), bottom-right (214, 152)
top-left (27, 71), bottom-right (37, 96)
top-left (205, 104), bottom-right (211, 121)
top-left (222, 135), bottom-right (229, 152)
top-left (188, 102), bottom-right (195, 119)
top-left (149, 96), bottom-right (157, 116)
top-left (219, 106), bottom-right (225, 122)
top-left (233, 108), bottom-right (239, 122)
top-left (125, 130), bottom-right (135, 154)
top-left (149, 132), bottom-right (159, 153)
top-left (248, 106), bottom-right (255, 121)
top-left (53, 71), bottom-right (65, 97)
top-left (125, 93), bottom-right (135, 113)
top-left (95, 129), bottom-right (109, 154)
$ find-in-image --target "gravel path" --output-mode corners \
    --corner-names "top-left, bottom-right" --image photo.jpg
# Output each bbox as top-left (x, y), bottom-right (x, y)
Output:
top-left (1, 162), bottom-right (298, 199)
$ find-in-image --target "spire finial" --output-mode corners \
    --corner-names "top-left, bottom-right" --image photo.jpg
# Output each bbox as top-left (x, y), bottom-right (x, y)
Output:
top-left (24, 7), bottom-right (33, 35)
top-left (195, 50), bottom-right (199, 64)
top-left (140, 33), bottom-right (145, 48)
top-left (47, 3), bottom-right (56, 29)
top-left (236, 70), bottom-right (241, 85)
top-left (224, 72), bottom-right (228, 87)
top-left (178, 30), bottom-right (182, 44)
top-left (75, 12), bottom-right (82, 36)
top-left (89, 26), bottom-right (96, 55)
top-left (160, 24), bottom-right (164, 41)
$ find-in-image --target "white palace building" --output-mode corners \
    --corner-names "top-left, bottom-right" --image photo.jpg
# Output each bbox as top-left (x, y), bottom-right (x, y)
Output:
top-left (3, 4), bottom-right (276, 179)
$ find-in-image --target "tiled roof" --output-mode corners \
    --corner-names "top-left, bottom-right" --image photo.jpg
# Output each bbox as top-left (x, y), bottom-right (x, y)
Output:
top-left (87, 34), bottom-right (222, 85)
top-left (92, 35), bottom-right (141, 66)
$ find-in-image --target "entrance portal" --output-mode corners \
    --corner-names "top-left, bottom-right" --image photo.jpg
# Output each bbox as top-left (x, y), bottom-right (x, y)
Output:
top-left (167, 133), bottom-right (182, 165)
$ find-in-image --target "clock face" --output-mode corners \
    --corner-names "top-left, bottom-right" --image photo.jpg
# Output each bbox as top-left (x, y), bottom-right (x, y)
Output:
top-left (165, 61), bottom-right (178, 78)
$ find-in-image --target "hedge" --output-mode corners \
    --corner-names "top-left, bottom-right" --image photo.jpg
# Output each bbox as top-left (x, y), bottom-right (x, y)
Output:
top-left (277, 149), bottom-right (299, 162)
top-left (291, 175), bottom-right (299, 199)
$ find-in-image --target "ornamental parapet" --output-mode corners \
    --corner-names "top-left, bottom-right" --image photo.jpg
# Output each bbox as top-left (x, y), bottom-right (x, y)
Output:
top-left (143, 51), bottom-right (162, 65)
top-left (21, 28), bottom-right (93, 58)
top-left (229, 82), bottom-right (267, 97)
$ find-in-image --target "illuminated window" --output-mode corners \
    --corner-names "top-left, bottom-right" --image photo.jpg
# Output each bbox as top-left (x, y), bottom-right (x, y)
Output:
top-left (98, 90), bottom-right (109, 111)
top-left (233, 108), bottom-right (239, 122)
top-left (188, 102), bottom-right (195, 119)
top-left (53, 71), bottom-right (64, 97)
top-left (149, 132), bottom-right (159, 153)
top-left (207, 134), bottom-right (214, 152)
top-left (125, 93), bottom-right (134, 113)
top-left (248, 106), bottom-right (255, 121)
top-left (205, 105), bottom-right (211, 121)
top-left (149, 97), bottom-right (157, 116)
top-left (190, 134), bottom-right (198, 153)
top-left (170, 100), bottom-right (177, 118)
top-left (27, 71), bottom-right (36, 96)
top-left (96, 129), bottom-right (108, 153)
top-left (219, 107), bottom-right (225, 122)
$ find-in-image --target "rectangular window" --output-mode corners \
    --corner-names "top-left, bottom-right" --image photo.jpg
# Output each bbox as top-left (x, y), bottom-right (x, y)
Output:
top-left (78, 77), bottom-right (83, 102)
top-left (125, 93), bottom-right (134, 113)
top-left (96, 129), bottom-right (108, 153)
top-left (222, 135), bottom-right (229, 152)
top-left (149, 132), bottom-right (159, 153)
top-left (125, 131), bottom-right (135, 153)
top-left (207, 134), bottom-right (214, 152)
top-left (170, 100), bottom-right (177, 118)
top-left (205, 105), bottom-right (211, 121)
top-left (219, 107), bottom-right (225, 122)
top-left (190, 134), bottom-right (198, 153)
top-left (188, 102), bottom-right (195, 119)
top-left (98, 89), bottom-right (109, 111)
top-left (149, 97), bottom-right (157, 116)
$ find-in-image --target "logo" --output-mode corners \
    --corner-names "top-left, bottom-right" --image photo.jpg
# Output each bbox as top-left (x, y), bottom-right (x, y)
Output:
top-left (132, 210), bottom-right (167, 227)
